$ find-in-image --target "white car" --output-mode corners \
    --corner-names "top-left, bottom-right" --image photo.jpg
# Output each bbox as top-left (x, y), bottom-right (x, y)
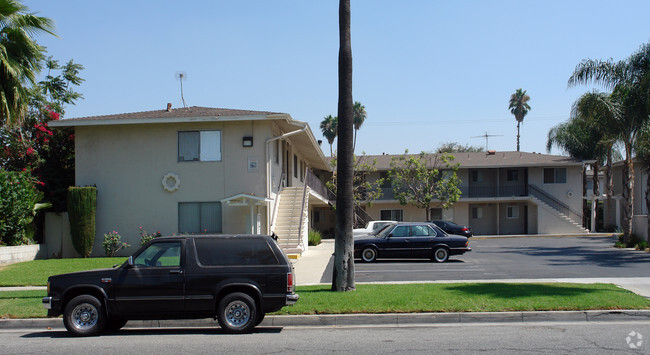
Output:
top-left (353, 220), bottom-right (397, 237)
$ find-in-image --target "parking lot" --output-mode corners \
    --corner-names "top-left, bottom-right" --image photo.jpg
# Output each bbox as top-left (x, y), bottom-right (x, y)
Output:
top-left (317, 235), bottom-right (650, 283)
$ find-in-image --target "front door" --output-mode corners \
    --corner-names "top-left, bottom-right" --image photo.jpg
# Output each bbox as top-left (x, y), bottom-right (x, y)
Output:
top-left (112, 241), bottom-right (185, 316)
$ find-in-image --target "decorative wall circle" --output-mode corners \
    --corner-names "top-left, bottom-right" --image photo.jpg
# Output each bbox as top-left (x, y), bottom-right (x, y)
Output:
top-left (566, 190), bottom-right (574, 198)
top-left (162, 173), bottom-right (180, 192)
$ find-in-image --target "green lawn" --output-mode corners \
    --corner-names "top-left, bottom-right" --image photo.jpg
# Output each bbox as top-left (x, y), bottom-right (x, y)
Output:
top-left (2, 283), bottom-right (649, 319)
top-left (0, 257), bottom-right (127, 286)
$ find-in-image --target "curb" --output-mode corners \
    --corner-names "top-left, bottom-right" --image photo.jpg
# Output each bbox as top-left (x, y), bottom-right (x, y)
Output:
top-left (3, 310), bottom-right (650, 330)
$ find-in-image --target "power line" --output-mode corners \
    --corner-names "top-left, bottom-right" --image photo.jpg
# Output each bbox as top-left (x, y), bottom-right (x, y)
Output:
top-left (364, 116), bottom-right (568, 126)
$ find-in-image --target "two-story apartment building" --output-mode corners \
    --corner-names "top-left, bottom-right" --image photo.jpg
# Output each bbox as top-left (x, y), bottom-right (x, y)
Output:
top-left (47, 106), bottom-right (331, 257)
top-left (314, 151), bottom-right (591, 236)
top-left (603, 159), bottom-right (649, 240)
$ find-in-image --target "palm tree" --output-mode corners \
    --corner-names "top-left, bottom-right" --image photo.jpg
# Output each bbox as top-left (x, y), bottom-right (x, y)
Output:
top-left (568, 42), bottom-right (650, 241)
top-left (352, 101), bottom-right (366, 152)
top-left (319, 114), bottom-right (337, 156)
top-left (0, 0), bottom-right (56, 126)
top-left (547, 91), bottom-right (617, 230)
top-left (332, 0), bottom-right (355, 292)
top-left (635, 124), bottom-right (650, 241)
top-left (508, 88), bottom-right (531, 152)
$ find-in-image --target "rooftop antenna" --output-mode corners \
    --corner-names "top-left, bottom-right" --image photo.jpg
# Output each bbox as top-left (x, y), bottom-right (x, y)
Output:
top-left (175, 71), bottom-right (189, 109)
top-left (471, 131), bottom-right (503, 151)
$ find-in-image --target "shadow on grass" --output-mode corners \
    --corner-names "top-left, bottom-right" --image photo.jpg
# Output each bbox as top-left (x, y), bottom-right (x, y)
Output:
top-left (443, 283), bottom-right (599, 298)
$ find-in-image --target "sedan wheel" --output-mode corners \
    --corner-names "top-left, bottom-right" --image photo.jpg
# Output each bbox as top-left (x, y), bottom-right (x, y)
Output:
top-left (433, 247), bottom-right (449, 263)
top-left (361, 247), bottom-right (377, 263)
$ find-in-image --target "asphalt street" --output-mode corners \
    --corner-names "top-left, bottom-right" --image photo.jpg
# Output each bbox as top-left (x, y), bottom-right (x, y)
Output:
top-left (2, 321), bottom-right (650, 354)
top-left (319, 235), bottom-right (650, 283)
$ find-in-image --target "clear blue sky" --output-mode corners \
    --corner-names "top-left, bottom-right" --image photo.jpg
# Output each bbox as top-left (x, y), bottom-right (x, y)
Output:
top-left (24, 0), bottom-right (650, 156)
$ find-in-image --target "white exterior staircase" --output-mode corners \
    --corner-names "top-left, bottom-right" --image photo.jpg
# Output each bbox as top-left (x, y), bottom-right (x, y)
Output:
top-left (531, 196), bottom-right (589, 233)
top-left (272, 187), bottom-right (309, 256)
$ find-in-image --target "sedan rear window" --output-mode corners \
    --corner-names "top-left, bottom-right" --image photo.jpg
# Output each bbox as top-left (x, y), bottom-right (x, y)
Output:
top-left (195, 238), bottom-right (279, 266)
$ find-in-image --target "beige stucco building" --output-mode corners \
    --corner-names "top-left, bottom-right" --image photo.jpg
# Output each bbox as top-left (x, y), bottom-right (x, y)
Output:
top-left (48, 106), bottom-right (331, 257)
top-left (317, 151), bottom-right (591, 236)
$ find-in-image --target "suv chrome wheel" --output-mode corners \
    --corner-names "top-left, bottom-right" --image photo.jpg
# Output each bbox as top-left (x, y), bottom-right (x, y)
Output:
top-left (63, 295), bottom-right (105, 336)
top-left (217, 292), bottom-right (257, 333)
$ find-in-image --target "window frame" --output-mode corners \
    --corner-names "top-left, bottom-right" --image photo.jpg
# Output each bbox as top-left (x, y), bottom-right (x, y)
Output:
top-left (506, 206), bottom-right (519, 219)
top-left (543, 168), bottom-right (567, 184)
top-left (178, 201), bottom-right (223, 234)
top-left (178, 130), bottom-right (222, 162)
top-left (380, 209), bottom-right (404, 222)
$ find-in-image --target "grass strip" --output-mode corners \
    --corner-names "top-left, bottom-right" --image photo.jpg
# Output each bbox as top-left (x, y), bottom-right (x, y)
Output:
top-left (0, 258), bottom-right (127, 286)
top-left (2, 283), bottom-right (649, 319)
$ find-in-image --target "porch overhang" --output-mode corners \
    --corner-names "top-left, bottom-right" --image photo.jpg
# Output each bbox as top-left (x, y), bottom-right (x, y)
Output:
top-left (221, 193), bottom-right (272, 207)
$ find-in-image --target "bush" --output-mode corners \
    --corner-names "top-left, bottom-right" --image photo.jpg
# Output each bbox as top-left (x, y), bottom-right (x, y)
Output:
top-left (627, 234), bottom-right (640, 248)
top-left (102, 231), bottom-right (130, 257)
top-left (138, 227), bottom-right (162, 246)
top-left (0, 170), bottom-right (37, 245)
top-left (636, 240), bottom-right (649, 251)
top-left (308, 229), bottom-right (322, 246)
top-left (67, 186), bottom-right (97, 257)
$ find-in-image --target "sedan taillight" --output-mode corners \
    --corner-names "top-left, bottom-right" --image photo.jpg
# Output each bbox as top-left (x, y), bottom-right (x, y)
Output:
top-left (287, 272), bottom-right (295, 293)
top-left (461, 228), bottom-right (469, 231)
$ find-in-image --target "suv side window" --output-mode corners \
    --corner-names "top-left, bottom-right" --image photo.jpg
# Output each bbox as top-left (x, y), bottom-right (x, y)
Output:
top-left (134, 242), bottom-right (181, 267)
top-left (195, 238), bottom-right (279, 266)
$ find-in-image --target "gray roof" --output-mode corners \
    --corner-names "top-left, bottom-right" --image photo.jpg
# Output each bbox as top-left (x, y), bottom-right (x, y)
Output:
top-left (351, 151), bottom-right (590, 170)
top-left (53, 106), bottom-right (283, 123)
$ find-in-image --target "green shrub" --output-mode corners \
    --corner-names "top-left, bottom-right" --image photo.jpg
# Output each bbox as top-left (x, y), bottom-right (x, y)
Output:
top-left (102, 231), bottom-right (130, 257)
top-left (0, 170), bottom-right (37, 245)
top-left (67, 186), bottom-right (97, 257)
top-left (138, 227), bottom-right (162, 246)
top-left (627, 234), bottom-right (640, 248)
top-left (636, 240), bottom-right (649, 251)
top-left (308, 229), bottom-right (322, 246)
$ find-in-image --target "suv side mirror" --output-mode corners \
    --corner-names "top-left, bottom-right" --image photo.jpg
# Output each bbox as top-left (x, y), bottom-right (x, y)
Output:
top-left (127, 256), bottom-right (134, 267)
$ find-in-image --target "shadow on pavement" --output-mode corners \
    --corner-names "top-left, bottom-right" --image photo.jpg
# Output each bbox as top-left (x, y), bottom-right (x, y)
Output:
top-left (21, 326), bottom-right (283, 338)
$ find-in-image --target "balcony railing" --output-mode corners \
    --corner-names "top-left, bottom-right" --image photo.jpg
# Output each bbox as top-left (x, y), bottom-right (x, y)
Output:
top-left (378, 184), bottom-right (527, 200)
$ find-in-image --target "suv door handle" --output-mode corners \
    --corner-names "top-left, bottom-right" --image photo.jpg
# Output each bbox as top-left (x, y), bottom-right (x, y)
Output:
top-left (170, 269), bottom-right (184, 274)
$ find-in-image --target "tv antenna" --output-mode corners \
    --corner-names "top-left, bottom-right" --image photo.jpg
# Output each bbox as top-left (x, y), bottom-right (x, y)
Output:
top-left (175, 71), bottom-right (189, 109)
top-left (471, 132), bottom-right (503, 151)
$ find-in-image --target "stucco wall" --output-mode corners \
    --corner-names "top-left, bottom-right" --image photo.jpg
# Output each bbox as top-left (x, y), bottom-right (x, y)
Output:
top-left (74, 121), bottom-right (273, 256)
top-left (528, 166), bottom-right (583, 214)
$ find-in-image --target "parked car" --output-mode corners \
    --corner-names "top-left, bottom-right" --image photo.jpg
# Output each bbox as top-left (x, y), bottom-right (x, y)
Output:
top-left (429, 220), bottom-right (474, 237)
top-left (354, 222), bottom-right (471, 263)
top-left (353, 220), bottom-right (397, 237)
top-left (43, 234), bottom-right (298, 336)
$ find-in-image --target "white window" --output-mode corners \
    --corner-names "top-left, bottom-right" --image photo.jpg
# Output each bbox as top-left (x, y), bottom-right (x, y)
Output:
top-left (471, 207), bottom-right (483, 219)
top-left (178, 130), bottom-right (221, 162)
top-left (380, 209), bottom-right (403, 221)
top-left (507, 206), bottom-right (519, 219)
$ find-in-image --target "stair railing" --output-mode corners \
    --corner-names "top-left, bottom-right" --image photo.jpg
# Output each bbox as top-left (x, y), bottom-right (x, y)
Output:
top-left (529, 184), bottom-right (583, 224)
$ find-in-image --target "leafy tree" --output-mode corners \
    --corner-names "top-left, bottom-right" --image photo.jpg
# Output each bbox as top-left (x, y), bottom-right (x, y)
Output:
top-left (436, 142), bottom-right (484, 153)
top-left (388, 151), bottom-right (461, 221)
top-left (509, 88), bottom-right (531, 152)
top-left (326, 153), bottom-right (385, 221)
top-left (1, 57), bottom-right (83, 212)
top-left (332, 0), bottom-right (355, 292)
top-left (320, 114), bottom-right (337, 156)
top-left (568, 42), bottom-right (650, 240)
top-left (0, 170), bottom-right (48, 245)
top-left (0, 0), bottom-right (55, 126)
top-left (352, 101), bottom-right (366, 152)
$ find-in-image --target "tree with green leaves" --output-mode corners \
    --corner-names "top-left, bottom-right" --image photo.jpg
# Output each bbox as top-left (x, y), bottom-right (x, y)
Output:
top-left (0, 0), bottom-right (55, 126)
top-left (320, 114), bottom-right (337, 156)
top-left (509, 88), bottom-right (531, 152)
top-left (547, 91), bottom-right (617, 229)
top-left (326, 153), bottom-right (384, 211)
top-left (636, 124), bottom-right (650, 240)
top-left (436, 142), bottom-right (484, 153)
top-left (352, 101), bottom-right (366, 152)
top-left (568, 42), bottom-right (650, 241)
top-left (388, 151), bottom-right (461, 221)
top-left (332, 0), bottom-right (355, 292)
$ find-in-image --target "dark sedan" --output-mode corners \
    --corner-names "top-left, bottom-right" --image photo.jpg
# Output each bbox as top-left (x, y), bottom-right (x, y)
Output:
top-left (429, 220), bottom-right (473, 237)
top-left (354, 222), bottom-right (471, 263)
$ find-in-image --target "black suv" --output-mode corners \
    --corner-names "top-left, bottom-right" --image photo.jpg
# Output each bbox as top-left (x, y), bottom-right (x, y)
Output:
top-left (43, 235), bottom-right (298, 336)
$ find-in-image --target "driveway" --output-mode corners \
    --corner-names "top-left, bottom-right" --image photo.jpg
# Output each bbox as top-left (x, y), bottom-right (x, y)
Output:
top-left (318, 235), bottom-right (650, 283)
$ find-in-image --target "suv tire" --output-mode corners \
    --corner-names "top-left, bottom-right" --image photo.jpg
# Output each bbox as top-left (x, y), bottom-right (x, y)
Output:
top-left (63, 295), bottom-right (105, 336)
top-left (217, 292), bottom-right (257, 333)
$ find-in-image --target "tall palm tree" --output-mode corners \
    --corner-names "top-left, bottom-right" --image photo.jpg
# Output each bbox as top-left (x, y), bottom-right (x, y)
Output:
top-left (332, 0), bottom-right (355, 292)
top-left (508, 88), bottom-right (531, 152)
top-left (352, 101), bottom-right (366, 152)
top-left (0, 0), bottom-right (56, 126)
top-left (635, 124), bottom-right (650, 241)
top-left (319, 114), bottom-right (337, 156)
top-left (568, 42), bottom-right (650, 241)
top-left (547, 91), bottom-right (617, 230)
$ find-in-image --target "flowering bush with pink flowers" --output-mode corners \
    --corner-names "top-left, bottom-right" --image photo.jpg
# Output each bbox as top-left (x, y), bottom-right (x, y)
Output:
top-left (102, 231), bottom-right (130, 257)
